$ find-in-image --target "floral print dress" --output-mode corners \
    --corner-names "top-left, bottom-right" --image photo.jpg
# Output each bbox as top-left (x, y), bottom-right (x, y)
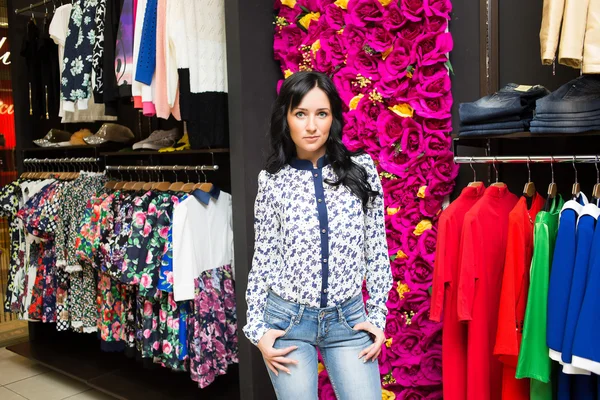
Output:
top-left (0, 182), bottom-right (22, 313)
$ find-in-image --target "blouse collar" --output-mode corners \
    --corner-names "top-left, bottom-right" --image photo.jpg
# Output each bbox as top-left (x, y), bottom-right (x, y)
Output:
top-left (289, 155), bottom-right (330, 170)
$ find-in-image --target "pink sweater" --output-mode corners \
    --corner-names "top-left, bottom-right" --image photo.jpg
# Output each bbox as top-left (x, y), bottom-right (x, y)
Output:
top-left (154, 0), bottom-right (180, 120)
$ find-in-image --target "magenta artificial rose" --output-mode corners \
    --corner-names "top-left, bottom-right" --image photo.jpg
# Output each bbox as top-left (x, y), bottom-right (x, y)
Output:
top-left (335, 68), bottom-right (362, 105)
top-left (366, 26), bottom-right (395, 52)
top-left (321, 30), bottom-right (347, 66)
top-left (296, 0), bottom-right (321, 10)
top-left (392, 358), bottom-right (425, 387)
top-left (342, 24), bottom-right (367, 50)
top-left (419, 345), bottom-right (443, 385)
top-left (401, 0), bottom-right (425, 22)
top-left (423, 0), bottom-right (452, 19)
top-left (420, 323), bottom-right (442, 349)
top-left (390, 326), bottom-right (425, 358)
top-left (324, 3), bottom-right (345, 29)
top-left (387, 285), bottom-right (406, 314)
top-left (386, 309), bottom-right (403, 337)
top-left (384, 3), bottom-right (407, 31)
top-left (417, 62), bottom-right (447, 81)
top-left (415, 32), bottom-right (453, 66)
top-left (346, 0), bottom-right (384, 27)
top-left (282, 51), bottom-right (304, 73)
top-left (412, 93), bottom-right (452, 119)
top-left (420, 195), bottom-right (444, 218)
top-left (422, 117), bottom-right (452, 134)
top-left (405, 255), bottom-right (434, 290)
top-left (416, 73), bottom-right (451, 98)
top-left (356, 97), bottom-right (385, 125)
top-left (349, 50), bottom-right (381, 81)
top-left (377, 110), bottom-right (405, 147)
top-left (276, 3), bottom-right (302, 22)
top-left (425, 15), bottom-right (449, 34)
top-left (398, 22), bottom-right (423, 44)
top-left (379, 74), bottom-right (411, 99)
top-left (426, 391), bottom-right (444, 400)
top-left (379, 145), bottom-right (411, 178)
top-left (379, 40), bottom-right (411, 79)
top-left (428, 179), bottom-right (455, 198)
top-left (423, 131), bottom-right (451, 156)
top-left (379, 345), bottom-right (394, 375)
top-left (390, 257), bottom-right (408, 281)
top-left (314, 50), bottom-right (334, 73)
top-left (318, 378), bottom-right (337, 400)
top-left (318, 0), bottom-right (336, 8)
top-left (342, 125), bottom-right (365, 152)
top-left (417, 228), bottom-right (437, 261)
top-left (428, 151), bottom-right (459, 184)
top-left (400, 118), bottom-right (424, 157)
top-left (274, 24), bottom-right (304, 59)
top-left (398, 388), bottom-right (428, 400)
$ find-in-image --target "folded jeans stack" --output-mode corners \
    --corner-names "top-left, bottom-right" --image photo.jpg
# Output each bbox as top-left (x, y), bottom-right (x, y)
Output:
top-left (531, 75), bottom-right (600, 134)
top-left (458, 84), bottom-right (550, 137)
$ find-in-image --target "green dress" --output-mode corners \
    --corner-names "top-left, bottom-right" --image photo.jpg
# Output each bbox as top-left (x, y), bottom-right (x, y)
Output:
top-left (516, 196), bottom-right (564, 400)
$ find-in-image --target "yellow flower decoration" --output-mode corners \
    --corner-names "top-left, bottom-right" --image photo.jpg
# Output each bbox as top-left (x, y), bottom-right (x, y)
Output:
top-left (318, 362), bottom-right (325, 374)
top-left (396, 249), bottom-right (408, 259)
top-left (413, 219), bottom-right (433, 236)
top-left (382, 388), bottom-right (397, 400)
top-left (284, 69), bottom-right (294, 79)
top-left (417, 186), bottom-right (427, 198)
top-left (382, 45), bottom-right (394, 60)
top-left (334, 0), bottom-right (349, 9)
top-left (407, 70), bottom-right (414, 79)
top-left (311, 39), bottom-right (321, 55)
top-left (387, 207), bottom-right (400, 216)
top-left (349, 94), bottom-right (364, 110)
top-left (281, 0), bottom-right (297, 7)
top-left (388, 103), bottom-right (414, 118)
top-left (337, 28), bottom-right (345, 35)
top-left (385, 337), bottom-right (393, 348)
top-left (397, 282), bottom-right (410, 299)
top-left (299, 12), bottom-right (320, 30)
top-left (378, 0), bottom-right (394, 6)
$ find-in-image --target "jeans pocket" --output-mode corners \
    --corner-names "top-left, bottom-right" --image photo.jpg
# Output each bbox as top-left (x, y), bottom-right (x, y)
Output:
top-left (341, 307), bottom-right (367, 334)
top-left (264, 305), bottom-right (296, 338)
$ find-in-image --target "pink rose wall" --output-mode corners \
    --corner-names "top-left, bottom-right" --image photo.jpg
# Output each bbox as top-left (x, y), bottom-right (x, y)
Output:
top-left (273, 0), bottom-right (457, 398)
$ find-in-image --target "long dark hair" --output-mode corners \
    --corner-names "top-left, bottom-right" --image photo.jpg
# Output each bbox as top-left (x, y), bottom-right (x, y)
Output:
top-left (266, 71), bottom-right (378, 211)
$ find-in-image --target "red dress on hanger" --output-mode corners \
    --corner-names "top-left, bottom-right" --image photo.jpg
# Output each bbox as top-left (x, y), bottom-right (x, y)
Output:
top-left (430, 184), bottom-right (485, 400)
top-left (457, 185), bottom-right (518, 400)
top-left (494, 194), bottom-right (544, 400)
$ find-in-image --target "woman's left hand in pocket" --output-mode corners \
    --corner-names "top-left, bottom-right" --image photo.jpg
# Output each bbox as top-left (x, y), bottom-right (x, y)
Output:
top-left (353, 321), bottom-right (385, 362)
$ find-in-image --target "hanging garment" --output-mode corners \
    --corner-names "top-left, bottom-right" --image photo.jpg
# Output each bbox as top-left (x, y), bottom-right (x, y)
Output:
top-left (38, 17), bottom-right (60, 120)
top-left (49, 3), bottom-right (118, 122)
top-left (92, 0), bottom-right (107, 103)
top-left (100, 0), bottom-right (122, 115)
top-left (131, 0), bottom-right (148, 108)
top-left (61, 0), bottom-right (98, 111)
top-left (21, 19), bottom-right (43, 117)
top-left (0, 182), bottom-right (23, 313)
top-left (559, 203), bottom-right (600, 374)
top-left (547, 195), bottom-right (588, 365)
top-left (115, 0), bottom-right (134, 96)
top-left (430, 184), bottom-right (486, 400)
top-left (135, 0), bottom-right (158, 116)
top-left (572, 208), bottom-right (600, 373)
top-left (457, 185), bottom-right (518, 400)
top-left (153, 0), bottom-right (180, 120)
top-left (494, 193), bottom-right (545, 400)
top-left (516, 196), bottom-right (564, 400)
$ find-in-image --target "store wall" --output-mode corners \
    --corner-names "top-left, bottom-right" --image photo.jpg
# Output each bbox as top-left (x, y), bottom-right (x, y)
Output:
top-left (225, 1), bottom-right (280, 400)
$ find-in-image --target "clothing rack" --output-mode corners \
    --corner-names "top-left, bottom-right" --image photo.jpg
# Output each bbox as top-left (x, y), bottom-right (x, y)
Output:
top-left (23, 157), bottom-right (100, 164)
top-left (454, 155), bottom-right (600, 164)
top-left (14, 0), bottom-right (53, 14)
top-left (105, 164), bottom-right (219, 171)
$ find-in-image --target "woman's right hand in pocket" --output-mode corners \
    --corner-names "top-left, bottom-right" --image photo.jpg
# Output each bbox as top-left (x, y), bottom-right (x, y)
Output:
top-left (257, 329), bottom-right (299, 376)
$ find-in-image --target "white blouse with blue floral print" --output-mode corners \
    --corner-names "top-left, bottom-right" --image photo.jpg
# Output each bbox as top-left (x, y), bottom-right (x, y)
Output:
top-left (243, 153), bottom-right (392, 345)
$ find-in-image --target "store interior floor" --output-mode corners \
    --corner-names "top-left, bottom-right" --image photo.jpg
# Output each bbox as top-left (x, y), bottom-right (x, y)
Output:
top-left (0, 347), bottom-right (115, 400)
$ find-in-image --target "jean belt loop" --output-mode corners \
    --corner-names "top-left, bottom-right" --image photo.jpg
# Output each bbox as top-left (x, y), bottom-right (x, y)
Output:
top-left (296, 305), bottom-right (305, 324)
top-left (336, 304), bottom-right (344, 323)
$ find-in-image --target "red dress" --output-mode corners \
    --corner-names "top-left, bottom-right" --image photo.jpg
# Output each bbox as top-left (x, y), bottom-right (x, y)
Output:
top-left (494, 194), bottom-right (544, 400)
top-left (458, 185), bottom-right (518, 400)
top-left (430, 184), bottom-right (485, 400)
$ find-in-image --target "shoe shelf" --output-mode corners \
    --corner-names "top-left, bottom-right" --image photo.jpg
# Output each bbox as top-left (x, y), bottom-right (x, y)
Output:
top-left (100, 148), bottom-right (230, 157)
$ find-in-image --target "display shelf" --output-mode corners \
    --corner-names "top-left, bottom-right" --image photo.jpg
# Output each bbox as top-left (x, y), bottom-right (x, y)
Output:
top-left (453, 130), bottom-right (600, 141)
top-left (7, 336), bottom-right (239, 400)
top-left (101, 148), bottom-right (230, 157)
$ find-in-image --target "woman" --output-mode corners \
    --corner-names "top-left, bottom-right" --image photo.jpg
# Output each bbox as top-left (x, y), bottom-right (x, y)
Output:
top-left (243, 71), bottom-right (392, 400)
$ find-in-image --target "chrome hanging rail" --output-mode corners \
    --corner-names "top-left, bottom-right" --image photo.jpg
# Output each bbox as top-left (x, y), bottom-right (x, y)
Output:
top-left (23, 157), bottom-right (100, 164)
top-left (15, 0), bottom-right (53, 14)
top-left (105, 165), bottom-right (219, 171)
top-left (454, 155), bottom-right (600, 164)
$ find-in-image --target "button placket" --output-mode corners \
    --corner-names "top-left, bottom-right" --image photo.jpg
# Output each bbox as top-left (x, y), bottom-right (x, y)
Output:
top-left (311, 168), bottom-right (330, 308)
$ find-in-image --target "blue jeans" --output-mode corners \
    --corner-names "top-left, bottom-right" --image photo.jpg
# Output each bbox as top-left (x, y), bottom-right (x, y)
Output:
top-left (264, 290), bottom-right (381, 400)
top-left (459, 83), bottom-right (549, 124)
top-left (535, 75), bottom-right (600, 114)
